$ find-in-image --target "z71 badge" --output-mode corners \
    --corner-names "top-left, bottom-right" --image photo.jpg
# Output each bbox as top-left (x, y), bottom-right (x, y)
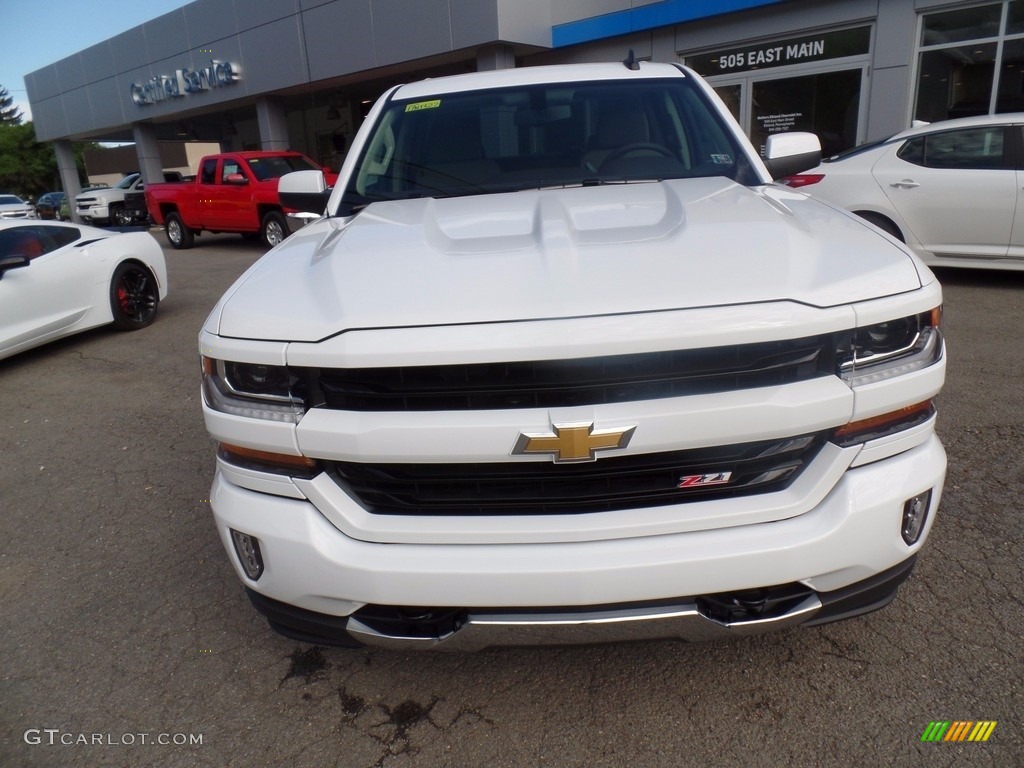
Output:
top-left (677, 472), bottom-right (732, 488)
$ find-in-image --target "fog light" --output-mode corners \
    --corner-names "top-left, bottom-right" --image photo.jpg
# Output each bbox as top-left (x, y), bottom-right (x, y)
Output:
top-left (901, 490), bottom-right (932, 545)
top-left (230, 529), bottom-right (264, 580)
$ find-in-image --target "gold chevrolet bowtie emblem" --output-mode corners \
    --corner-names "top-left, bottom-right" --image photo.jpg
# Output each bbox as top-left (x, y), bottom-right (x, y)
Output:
top-left (512, 422), bottom-right (636, 463)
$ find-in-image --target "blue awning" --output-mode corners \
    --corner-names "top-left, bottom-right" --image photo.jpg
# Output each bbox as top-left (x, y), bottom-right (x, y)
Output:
top-left (553, 0), bottom-right (791, 48)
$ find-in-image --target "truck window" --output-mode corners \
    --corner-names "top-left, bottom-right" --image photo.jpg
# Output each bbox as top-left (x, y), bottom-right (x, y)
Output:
top-left (246, 156), bottom-right (319, 182)
top-left (222, 160), bottom-right (243, 182)
top-left (201, 159), bottom-right (217, 185)
top-left (113, 174), bottom-right (140, 190)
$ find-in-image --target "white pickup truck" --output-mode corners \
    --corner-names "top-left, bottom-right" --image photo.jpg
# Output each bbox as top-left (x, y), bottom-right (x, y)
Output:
top-left (75, 173), bottom-right (144, 226)
top-left (199, 61), bottom-right (946, 650)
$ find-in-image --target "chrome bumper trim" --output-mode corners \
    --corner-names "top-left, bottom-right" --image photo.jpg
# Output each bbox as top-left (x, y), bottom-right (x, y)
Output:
top-left (345, 595), bottom-right (822, 651)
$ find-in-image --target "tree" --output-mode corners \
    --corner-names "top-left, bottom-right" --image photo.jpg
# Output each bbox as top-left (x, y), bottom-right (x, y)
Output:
top-left (0, 86), bottom-right (91, 197)
top-left (0, 85), bottom-right (23, 125)
top-left (0, 122), bottom-right (65, 197)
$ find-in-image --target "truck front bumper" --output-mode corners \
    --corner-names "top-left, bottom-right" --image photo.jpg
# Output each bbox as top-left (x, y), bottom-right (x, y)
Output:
top-left (245, 556), bottom-right (916, 650)
top-left (210, 434), bottom-right (944, 650)
top-left (76, 204), bottom-right (109, 223)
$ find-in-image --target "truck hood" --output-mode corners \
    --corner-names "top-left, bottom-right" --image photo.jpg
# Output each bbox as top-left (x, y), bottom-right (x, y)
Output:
top-left (213, 178), bottom-right (924, 342)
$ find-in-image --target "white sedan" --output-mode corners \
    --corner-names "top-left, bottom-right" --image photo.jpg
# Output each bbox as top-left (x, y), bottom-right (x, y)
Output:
top-left (0, 194), bottom-right (36, 220)
top-left (0, 220), bottom-right (168, 360)
top-left (782, 113), bottom-right (1024, 271)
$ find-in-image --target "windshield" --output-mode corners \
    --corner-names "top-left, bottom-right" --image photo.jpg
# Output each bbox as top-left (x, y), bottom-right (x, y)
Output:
top-left (343, 77), bottom-right (758, 209)
top-left (115, 175), bottom-right (140, 190)
top-left (0, 195), bottom-right (25, 204)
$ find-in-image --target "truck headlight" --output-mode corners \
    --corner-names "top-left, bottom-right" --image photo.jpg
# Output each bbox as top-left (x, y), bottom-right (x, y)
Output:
top-left (838, 308), bottom-right (942, 386)
top-left (201, 357), bottom-right (307, 423)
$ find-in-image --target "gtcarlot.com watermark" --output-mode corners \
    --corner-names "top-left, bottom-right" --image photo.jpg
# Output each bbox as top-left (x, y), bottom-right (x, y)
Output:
top-left (24, 729), bottom-right (203, 747)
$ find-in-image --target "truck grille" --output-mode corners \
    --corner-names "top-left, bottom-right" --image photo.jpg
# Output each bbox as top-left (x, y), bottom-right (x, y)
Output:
top-left (315, 335), bottom-right (835, 411)
top-left (326, 432), bottom-right (827, 516)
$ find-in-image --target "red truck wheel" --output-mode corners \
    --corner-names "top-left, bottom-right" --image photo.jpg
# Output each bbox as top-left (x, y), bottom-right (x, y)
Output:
top-left (165, 213), bottom-right (194, 249)
top-left (262, 211), bottom-right (288, 249)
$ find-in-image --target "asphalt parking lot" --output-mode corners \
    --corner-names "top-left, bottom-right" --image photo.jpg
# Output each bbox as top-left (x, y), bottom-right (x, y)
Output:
top-left (1, 231), bottom-right (1022, 768)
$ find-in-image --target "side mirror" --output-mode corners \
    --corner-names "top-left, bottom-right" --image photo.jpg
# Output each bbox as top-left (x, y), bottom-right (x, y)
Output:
top-left (763, 132), bottom-right (822, 180)
top-left (279, 170), bottom-right (331, 215)
top-left (0, 254), bottom-right (31, 279)
top-left (286, 212), bottom-right (323, 231)
top-left (224, 173), bottom-right (249, 185)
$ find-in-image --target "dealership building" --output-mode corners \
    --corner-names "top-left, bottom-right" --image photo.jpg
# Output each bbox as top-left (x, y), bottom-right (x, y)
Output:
top-left (25, 0), bottom-right (1024, 201)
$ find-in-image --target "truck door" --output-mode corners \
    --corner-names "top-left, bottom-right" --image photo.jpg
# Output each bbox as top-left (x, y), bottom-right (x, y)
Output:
top-left (216, 158), bottom-right (253, 230)
top-left (196, 157), bottom-right (250, 230)
top-left (195, 157), bottom-right (222, 228)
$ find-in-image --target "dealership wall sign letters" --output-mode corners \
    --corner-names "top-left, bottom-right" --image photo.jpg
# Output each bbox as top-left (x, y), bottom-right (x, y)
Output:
top-left (130, 60), bottom-right (241, 106)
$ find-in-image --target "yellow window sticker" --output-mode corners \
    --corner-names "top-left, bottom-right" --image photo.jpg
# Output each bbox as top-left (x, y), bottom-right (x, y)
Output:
top-left (405, 99), bottom-right (441, 113)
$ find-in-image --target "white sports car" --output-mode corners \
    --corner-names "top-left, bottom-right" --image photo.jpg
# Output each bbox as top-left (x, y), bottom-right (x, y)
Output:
top-left (0, 220), bottom-right (168, 360)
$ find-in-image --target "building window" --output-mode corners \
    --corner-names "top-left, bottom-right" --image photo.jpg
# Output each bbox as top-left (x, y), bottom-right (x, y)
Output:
top-left (921, 4), bottom-right (1002, 44)
top-left (915, 1), bottom-right (1024, 121)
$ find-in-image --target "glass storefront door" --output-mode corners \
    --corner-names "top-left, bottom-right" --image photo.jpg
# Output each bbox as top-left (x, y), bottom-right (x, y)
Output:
top-left (712, 67), bottom-right (864, 158)
top-left (751, 68), bottom-right (862, 157)
top-left (692, 26), bottom-right (870, 158)
top-left (713, 82), bottom-right (743, 124)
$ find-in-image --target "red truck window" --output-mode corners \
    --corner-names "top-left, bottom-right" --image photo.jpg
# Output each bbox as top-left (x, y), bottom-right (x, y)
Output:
top-left (201, 159), bottom-right (217, 185)
top-left (246, 155), bottom-right (319, 182)
top-left (222, 161), bottom-right (243, 182)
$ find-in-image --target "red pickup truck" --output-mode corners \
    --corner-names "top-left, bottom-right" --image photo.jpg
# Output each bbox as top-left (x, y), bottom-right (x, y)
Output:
top-left (145, 151), bottom-right (335, 249)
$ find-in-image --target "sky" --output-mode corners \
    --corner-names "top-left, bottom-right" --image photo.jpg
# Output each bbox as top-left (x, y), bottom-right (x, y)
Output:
top-left (1, 0), bottom-right (191, 122)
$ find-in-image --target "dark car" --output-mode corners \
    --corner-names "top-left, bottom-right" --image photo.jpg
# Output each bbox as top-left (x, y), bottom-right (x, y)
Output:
top-left (35, 192), bottom-right (66, 220)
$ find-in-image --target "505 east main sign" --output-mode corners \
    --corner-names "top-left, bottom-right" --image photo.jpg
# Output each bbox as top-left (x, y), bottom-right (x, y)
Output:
top-left (687, 27), bottom-right (870, 76)
top-left (130, 60), bottom-right (241, 106)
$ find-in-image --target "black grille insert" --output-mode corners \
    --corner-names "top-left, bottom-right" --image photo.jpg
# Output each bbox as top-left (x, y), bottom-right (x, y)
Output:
top-left (327, 432), bottom-right (827, 516)
top-left (315, 335), bottom-right (835, 411)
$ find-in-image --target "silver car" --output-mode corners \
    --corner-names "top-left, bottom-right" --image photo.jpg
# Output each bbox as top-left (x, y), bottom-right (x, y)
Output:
top-left (0, 194), bottom-right (36, 220)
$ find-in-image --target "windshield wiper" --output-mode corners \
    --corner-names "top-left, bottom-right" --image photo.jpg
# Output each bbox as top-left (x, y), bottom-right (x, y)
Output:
top-left (581, 176), bottom-right (671, 185)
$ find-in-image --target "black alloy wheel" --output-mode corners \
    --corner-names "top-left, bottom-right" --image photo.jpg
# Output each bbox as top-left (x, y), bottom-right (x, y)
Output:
top-left (109, 262), bottom-right (159, 330)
